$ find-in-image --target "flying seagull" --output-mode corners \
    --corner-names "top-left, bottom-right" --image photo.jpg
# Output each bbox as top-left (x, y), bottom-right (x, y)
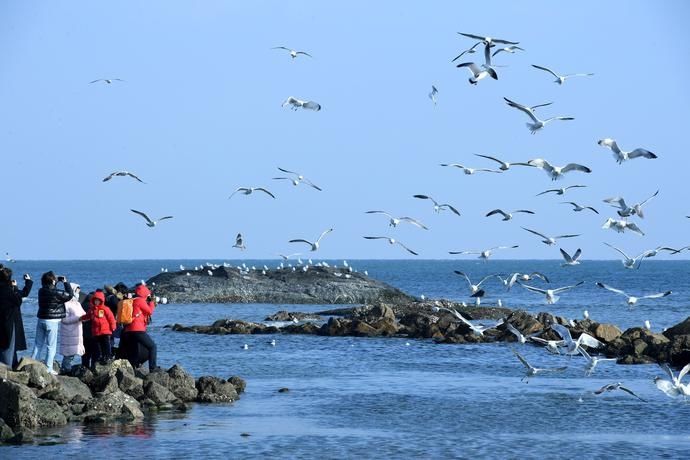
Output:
top-left (229, 187), bottom-right (276, 199)
top-left (272, 46), bottom-right (312, 59)
top-left (428, 85), bottom-right (438, 105)
top-left (233, 233), bottom-right (246, 250)
top-left (512, 349), bottom-right (567, 383)
top-left (432, 306), bottom-right (504, 336)
top-left (520, 281), bottom-right (584, 304)
top-left (363, 236), bottom-right (418, 255)
top-left (449, 245), bottom-right (519, 260)
top-left (473, 154), bottom-right (532, 171)
top-left (551, 324), bottom-right (603, 355)
top-left (596, 282), bottom-right (671, 307)
top-left (531, 65), bottom-right (594, 85)
top-left (604, 190), bottom-right (658, 219)
top-left (499, 272), bottom-right (549, 290)
top-left (278, 253), bottom-right (301, 260)
top-left (654, 363), bottom-right (690, 399)
top-left (602, 218), bottom-right (644, 236)
top-left (457, 32), bottom-right (519, 45)
top-left (521, 227), bottom-right (581, 246)
top-left (451, 41), bottom-right (482, 62)
top-left (597, 139), bottom-right (657, 164)
top-left (453, 271), bottom-right (496, 297)
top-left (536, 185), bottom-right (587, 196)
top-left (492, 45), bottom-right (525, 57)
top-left (289, 228), bottom-right (333, 252)
top-left (603, 242), bottom-right (650, 269)
top-left (593, 382), bottom-right (645, 402)
top-left (562, 202), bottom-right (598, 214)
top-left (90, 78), bottom-right (124, 84)
top-left (578, 347), bottom-right (617, 377)
top-left (273, 167), bottom-right (322, 191)
top-left (130, 209), bottom-right (173, 228)
top-left (504, 97), bottom-right (574, 134)
top-left (529, 336), bottom-right (565, 355)
top-left (440, 163), bottom-right (502, 175)
top-left (413, 195), bottom-right (460, 216)
top-left (527, 159), bottom-right (591, 181)
top-left (365, 211), bottom-right (428, 230)
top-left (560, 248), bottom-right (582, 266)
top-left (486, 209), bottom-right (534, 221)
top-left (282, 96), bottom-right (321, 111)
top-left (102, 171), bottom-right (145, 183)
top-left (456, 43), bottom-right (497, 85)
top-left (5, 252), bottom-right (15, 263)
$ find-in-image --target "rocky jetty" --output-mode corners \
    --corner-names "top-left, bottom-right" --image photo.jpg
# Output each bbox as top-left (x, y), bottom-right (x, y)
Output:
top-left (146, 266), bottom-right (414, 304)
top-left (0, 358), bottom-right (245, 445)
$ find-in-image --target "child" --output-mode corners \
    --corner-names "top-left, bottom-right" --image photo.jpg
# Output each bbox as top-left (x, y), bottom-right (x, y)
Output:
top-left (59, 283), bottom-right (85, 373)
top-left (82, 290), bottom-right (116, 365)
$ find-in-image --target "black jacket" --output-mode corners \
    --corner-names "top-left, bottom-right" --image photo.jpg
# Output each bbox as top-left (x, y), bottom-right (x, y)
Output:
top-left (0, 279), bottom-right (33, 350)
top-left (37, 282), bottom-right (73, 320)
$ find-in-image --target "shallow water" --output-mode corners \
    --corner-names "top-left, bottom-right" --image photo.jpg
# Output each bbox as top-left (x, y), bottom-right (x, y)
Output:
top-left (2, 260), bottom-right (690, 458)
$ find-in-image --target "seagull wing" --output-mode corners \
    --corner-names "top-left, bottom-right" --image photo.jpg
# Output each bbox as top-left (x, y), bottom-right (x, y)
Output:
top-left (564, 73), bottom-right (595, 78)
top-left (626, 222), bottom-right (645, 236)
top-left (530, 102), bottom-right (554, 110)
top-left (366, 210), bottom-right (393, 218)
top-left (531, 272), bottom-right (550, 283)
top-left (561, 164), bottom-right (592, 174)
top-left (474, 154), bottom-right (504, 166)
top-left (514, 210), bottom-right (535, 215)
top-left (289, 239), bottom-right (314, 247)
top-left (678, 363), bottom-right (690, 382)
top-left (594, 384), bottom-right (614, 395)
top-left (395, 241), bottom-right (418, 256)
top-left (301, 178), bottom-right (322, 191)
top-left (277, 167), bottom-right (299, 175)
top-left (413, 194), bottom-right (438, 206)
top-left (660, 364), bottom-right (677, 382)
top-left (126, 172), bottom-right (145, 183)
top-left (618, 385), bottom-right (646, 401)
top-left (272, 46), bottom-right (291, 51)
top-left (503, 97), bottom-right (538, 123)
top-left (512, 349), bottom-right (533, 371)
top-left (316, 228), bottom-right (334, 243)
top-left (457, 32), bottom-right (486, 41)
top-left (102, 172), bottom-right (116, 182)
top-left (640, 291), bottom-right (672, 300)
top-left (302, 101), bottom-right (321, 111)
top-left (229, 187), bottom-right (247, 199)
top-left (295, 51), bottom-right (313, 58)
top-left (442, 204), bottom-right (461, 216)
top-left (492, 38), bottom-right (520, 45)
top-left (255, 188), bottom-right (276, 198)
top-left (521, 284), bottom-right (547, 295)
top-left (551, 324), bottom-right (573, 344)
top-left (603, 196), bottom-right (628, 210)
top-left (399, 217), bottom-right (429, 230)
top-left (451, 42), bottom-right (481, 62)
top-left (554, 234), bottom-right (581, 240)
top-left (521, 227), bottom-right (549, 240)
top-left (506, 323), bottom-right (526, 342)
top-left (577, 333), bottom-right (603, 349)
top-left (553, 281), bottom-right (584, 294)
top-left (572, 248), bottom-right (582, 261)
top-left (363, 236), bottom-right (388, 241)
top-left (130, 209), bottom-right (154, 226)
top-left (477, 274), bottom-right (496, 287)
top-left (639, 190), bottom-right (660, 207)
top-left (536, 189), bottom-right (558, 196)
top-left (483, 42), bottom-right (492, 67)
top-left (158, 216), bottom-right (174, 221)
top-left (596, 282), bottom-right (629, 297)
top-left (655, 378), bottom-right (681, 397)
top-left (628, 148), bottom-right (657, 160)
top-left (559, 248), bottom-right (573, 263)
top-left (453, 270), bottom-right (472, 288)
top-left (486, 209), bottom-right (508, 219)
top-left (531, 64), bottom-right (560, 79)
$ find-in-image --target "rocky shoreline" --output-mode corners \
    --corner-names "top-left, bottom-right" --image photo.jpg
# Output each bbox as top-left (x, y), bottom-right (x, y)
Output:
top-left (0, 358), bottom-right (245, 445)
top-left (166, 300), bottom-right (690, 368)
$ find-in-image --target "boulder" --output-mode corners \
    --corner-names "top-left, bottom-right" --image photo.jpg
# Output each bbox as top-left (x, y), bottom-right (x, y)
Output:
top-left (228, 376), bottom-right (246, 394)
top-left (280, 323), bottom-right (321, 334)
top-left (166, 365), bottom-right (198, 402)
top-left (196, 376), bottom-right (239, 403)
top-left (505, 310), bottom-right (544, 335)
top-left (0, 380), bottom-right (67, 429)
top-left (143, 381), bottom-right (178, 405)
top-left (664, 316), bottom-right (690, 338)
top-left (56, 376), bottom-right (93, 403)
top-left (593, 323), bottom-right (623, 343)
top-left (116, 370), bottom-right (144, 400)
top-left (83, 390), bottom-right (143, 420)
top-left (15, 358), bottom-right (57, 391)
top-left (90, 373), bottom-right (120, 395)
top-left (0, 418), bottom-right (14, 442)
top-left (264, 311), bottom-right (321, 322)
top-left (668, 334), bottom-right (690, 367)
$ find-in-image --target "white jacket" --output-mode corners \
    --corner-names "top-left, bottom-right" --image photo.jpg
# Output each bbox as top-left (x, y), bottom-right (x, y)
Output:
top-left (59, 287), bottom-right (85, 356)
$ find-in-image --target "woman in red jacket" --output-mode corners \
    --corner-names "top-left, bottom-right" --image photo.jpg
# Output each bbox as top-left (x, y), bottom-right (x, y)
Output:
top-left (82, 290), bottom-right (116, 364)
top-left (121, 283), bottom-right (159, 372)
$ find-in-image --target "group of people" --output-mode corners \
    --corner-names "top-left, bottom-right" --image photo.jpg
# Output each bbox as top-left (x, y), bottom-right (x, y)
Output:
top-left (0, 265), bottom-right (159, 375)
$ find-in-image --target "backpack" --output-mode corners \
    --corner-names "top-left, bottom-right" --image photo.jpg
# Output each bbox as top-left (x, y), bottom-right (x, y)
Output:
top-left (116, 298), bottom-right (134, 325)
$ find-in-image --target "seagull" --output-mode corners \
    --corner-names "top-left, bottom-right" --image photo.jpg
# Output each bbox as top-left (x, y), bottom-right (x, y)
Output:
top-left (602, 218), bottom-right (645, 236)
top-left (413, 195), bottom-right (460, 216)
top-left (272, 46), bottom-right (312, 59)
top-left (537, 185), bottom-right (587, 196)
top-left (499, 272), bottom-right (549, 290)
top-left (504, 98), bottom-right (575, 134)
top-left (102, 171), bottom-right (145, 183)
top-left (593, 382), bottom-right (645, 402)
top-left (551, 323), bottom-right (603, 355)
top-left (644, 320), bottom-right (651, 331)
top-left (512, 349), bottom-right (567, 383)
top-left (604, 190), bottom-right (658, 219)
top-left (597, 139), bottom-right (657, 164)
top-left (289, 228), bottom-right (333, 252)
top-left (521, 227), bottom-right (581, 246)
top-left (531, 65), bottom-right (594, 85)
top-left (457, 32), bottom-right (519, 45)
top-left (527, 159), bottom-right (591, 181)
top-left (233, 233), bottom-right (246, 251)
top-left (529, 336), bottom-right (564, 355)
top-left (273, 167), bottom-right (322, 191)
top-left (595, 283), bottom-right (672, 307)
top-left (473, 154), bottom-right (532, 171)
top-left (440, 163), bottom-right (502, 175)
top-left (90, 78), bottom-right (124, 84)
top-left (365, 211), bottom-right (428, 230)
top-left (428, 85), bottom-right (438, 105)
top-left (561, 202), bottom-right (598, 214)
top-left (505, 323), bottom-right (529, 343)
top-left (456, 43), bottom-right (498, 85)
top-left (486, 209), bottom-right (534, 221)
top-left (242, 344), bottom-right (249, 350)
top-left (560, 248), bottom-right (582, 266)
top-left (363, 236), bottom-right (418, 255)
top-left (492, 45), bottom-right (525, 57)
top-left (130, 209), bottom-right (173, 228)
top-left (269, 339), bottom-right (276, 346)
top-left (603, 242), bottom-right (652, 269)
top-left (578, 347), bottom-right (617, 376)
top-left (278, 253), bottom-right (300, 261)
top-left (450, 41), bottom-right (483, 62)
top-left (229, 187), bottom-right (276, 199)
top-left (449, 246), bottom-right (519, 261)
top-left (431, 306), bottom-right (504, 336)
top-left (453, 271), bottom-right (496, 295)
top-left (282, 96), bottom-right (321, 111)
top-left (655, 363), bottom-right (690, 399)
top-left (520, 281), bottom-right (584, 305)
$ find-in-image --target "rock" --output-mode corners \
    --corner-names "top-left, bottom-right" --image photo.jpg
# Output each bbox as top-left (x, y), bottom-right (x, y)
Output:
top-left (594, 323), bottom-right (623, 343)
top-left (6, 370), bottom-right (30, 386)
top-left (277, 387), bottom-right (289, 393)
top-left (264, 311), bottom-right (321, 322)
top-left (228, 376), bottom-right (246, 394)
top-left (15, 358), bottom-right (57, 390)
top-left (67, 365), bottom-right (94, 385)
top-left (280, 323), bottom-right (321, 334)
top-left (84, 390), bottom-right (143, 420)
top-left (668, 334), bottom-right (690, 367)
top-left (0, 380), bottom-right (67, 429)
top-left (116, 371), bottom-right (144, 400)
top-left (144, 381), bottom-right (178, 405)
top-left (196, 376), bottom-right (239, 403)
top-left (504, 310), bottom-right (544, 335)
top-left (166, 365), bottom-right (199, 402)
top-left (90, 373), bottom-right (120, 395)
top-left (0, 418), bottom-right (14, 442)
top-left (56, 376), bottom-right (93, 403)
top-left (6, 427), bottom-right (33, 444)
top-left (351, 320), bottom-right (379, 337)
top-left (664, 316), bottom-right (690, 338)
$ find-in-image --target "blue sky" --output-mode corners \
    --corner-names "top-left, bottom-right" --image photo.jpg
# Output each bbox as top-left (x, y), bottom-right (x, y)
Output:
top-left (1, 1), bottom-right (689, 260)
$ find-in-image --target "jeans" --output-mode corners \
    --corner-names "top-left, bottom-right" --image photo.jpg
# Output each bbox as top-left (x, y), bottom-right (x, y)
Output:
top-left (0, 327), bottom-right (15, 368)
top-left (31, 319), bottom-right (60, 371)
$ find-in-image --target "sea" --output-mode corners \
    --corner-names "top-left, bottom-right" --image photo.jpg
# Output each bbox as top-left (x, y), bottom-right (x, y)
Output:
top-left (2, 259), bottom-right (690, 459)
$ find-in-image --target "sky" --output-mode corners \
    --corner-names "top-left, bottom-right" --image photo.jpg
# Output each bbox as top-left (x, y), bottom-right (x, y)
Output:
top-left (1, 0), bottom-right (689, 260)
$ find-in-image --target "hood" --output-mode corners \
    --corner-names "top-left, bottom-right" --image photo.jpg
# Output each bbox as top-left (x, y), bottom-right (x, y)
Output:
top-left (90, 290), bottom-right (106, 308)
top-left (135, 284), bottom-right (150, 298)
top-left (70, 283), bottom-right (80, 301)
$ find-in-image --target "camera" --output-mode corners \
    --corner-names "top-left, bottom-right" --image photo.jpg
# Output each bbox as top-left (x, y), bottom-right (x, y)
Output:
top-left (57, 276), bottom-right (66, 282)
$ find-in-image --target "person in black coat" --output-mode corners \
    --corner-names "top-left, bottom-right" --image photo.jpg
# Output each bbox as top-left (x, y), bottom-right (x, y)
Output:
top-left (31, 271), bottom-right (72, 373)
top-left (0, 267), bottom-right (33, 368)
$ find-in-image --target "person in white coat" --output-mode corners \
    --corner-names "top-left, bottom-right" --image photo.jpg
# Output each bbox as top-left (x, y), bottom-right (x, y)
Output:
top-left (59, 283), bottom-right (85, 373)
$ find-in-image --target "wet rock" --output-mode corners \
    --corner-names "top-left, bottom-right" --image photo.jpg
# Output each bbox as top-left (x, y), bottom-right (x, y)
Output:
top-left (667, 334), bottom-right (690, 367)
top-left (277, 387), bottom-right (289, 393)
top-left (144, 381), bottom-right (178, 405)
top-left (196, 376), bottom-right (239, 403)
top-left (264, 311), bottom-right (321, 322)
top-left (0, 418), bottom-right (14, 441)
top-left (593, 323), bottom-right (623, 343)
top-left (84, 390), bottom-right (143, 420)
top-left (16, 358), bottom-right (57, 391)
top-left (56, 376), bottom-right (93, 403)
top-left (164, 365), bottom-right (198, 402)
top-left (116, 371), bottom-right (144, 400)
top-left (0, 380), bottom-right (67, 429)
top-left (90, 373), bottom-right (120, 395)
top-left (6, 427), bottom-right (33, 444)
top-left (229, 376), bottom-right (246, 394)
top-left (280, 322), bottom-right (321, 334)
top-left (664, 316), bottom-right (690, 338)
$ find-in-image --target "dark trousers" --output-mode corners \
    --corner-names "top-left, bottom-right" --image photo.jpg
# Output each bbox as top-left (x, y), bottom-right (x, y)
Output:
top-left (94, 334), bottom-right (112, 362)
top-left (0, 327), bottom-right (16, 369)
top-left (123, 331), bottom-right (157, 371)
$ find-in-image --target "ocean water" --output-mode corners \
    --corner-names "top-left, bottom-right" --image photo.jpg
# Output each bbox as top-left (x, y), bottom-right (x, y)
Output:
top-left (2, 259), bottom-right (690, 459)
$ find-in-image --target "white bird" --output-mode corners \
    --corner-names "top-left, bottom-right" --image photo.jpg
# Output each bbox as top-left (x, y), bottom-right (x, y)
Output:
top-left (289, 228), bottom-right (334, 252)
top-left (527, 159), bottom-right (591, 180)
top-left (269, 339), bottom-right (276, 346)
top-left (644, 320), bottom-right (651, 331)
top-left (273, 167), bottom-right (322, 191)
top-left (413, 195), bottom-right (460, 216)
top-left (597, 138), bottom-right (657, 164)
top-left (233, 233), bottom-right (246, 251)
top-left (531, 65), bottom-right (594, 85)
top-left (499, 272), bottom-right (549, 290)
top-left (578, 347), bottom-right (617, 376)
top-left (440, 163), bottom-right (502, 175)
top-left (449, 246), bottom-right (519, 261)
top-left (431, 306), bottom-right (504, 336)
top-left (272, 46), bottom-right (312, 59)
top-left (655, 363), bottom-right (690, 399)
top-left (363, 236), bottom-right (418, 255)
top-left (561, 202), bottom-right (599, 214)
top-left (486, 209), bottom-right (534, 221)
top-left (643, 245), bottom-right (686, 258)
top-left (536, 185), bottom-right (587, 196)
top-left (604, 190), bottom-right (658, 219)
top-left (457, 32), bottom-right (519, 46)
top-left (130, 209), bottom-right (173, 228)
top-left (583, 310), bottom-right (590, 320)
top-left (521, 227), bottom-right (580, 246)
top-left (179, 265), bottom-right (185, 271)
top-left (229, 187), bottom-right (276, 199)
top-left (602, 218), bottom-right (645, 236)
top-left (5, 252), bottom-right (16, 263)
top-left (505, 323), bottom-right (528, 343)
top-left (529, 336), bottom-right (564, 355)
top-left (560, 248), bottom-right (582, 266)
top-left (90, 78), bottom-right (124, 84)
top-left (428, 85), bottom-right (438, 105)
top-left (207, 270), bottom-right (213, 276)
top-left (450, 41), bottom-right (483, 62)
top-left (551, 324), bottom-right (603, 355)
top-left (282, 96), bottom-right (321, 111)
top-left (595, 282), bottom-right (672, 307)
top-left (453, 271), bottom-right (495, 295)
top-left (278, 253), bottom-right (301, 260)
top-left (242, 344), bottom-right (249, 350)
top-left (473, 154), bottom-right (532, 171)
top-left (504, 98), bottom-right (575, 134)
top-left (456, 43), bottom-right (498, 85)
top-left (365, 211), bottom-right (428, 230)
top-left (512, 349), bottom-right (567, 382)
top-left (603, 242), bottom-right (650, 269)
top-left (102, 171), bottom-right (145, 183)
top-left (593, 382), bottom-right (645, 401)
top-left (521, 281), bottom-right (584, 304)
top-left (492, 45), bottom-right (525, 56)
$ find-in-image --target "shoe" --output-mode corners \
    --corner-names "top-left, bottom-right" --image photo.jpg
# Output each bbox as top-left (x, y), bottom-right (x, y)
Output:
top-left (149, 366), bottom-right (164, 373)
top-left (48, 369), bottom-right (58, 376)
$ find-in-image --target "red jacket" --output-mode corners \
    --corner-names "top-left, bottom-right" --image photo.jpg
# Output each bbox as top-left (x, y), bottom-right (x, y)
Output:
top-left (124, 284), bottom-right (155, 333)
top-left (86, 291), bottom-right (117, 336)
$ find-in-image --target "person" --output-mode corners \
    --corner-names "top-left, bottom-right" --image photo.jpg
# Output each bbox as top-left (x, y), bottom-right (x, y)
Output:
top-left (0, 267), bottom-right (33, 368)
top-left (82, 290), bottom-right (116, 364)
top-left (80, 291), bottom-right (96, 369)
top-left (32, 271), bottom-right (73, 374)
top-left (120, 283), bottom-right (159, 372)
top-left (104, 283), bottom-right (127, 348)
top-left (59, 283), bottom-right (85, 373)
